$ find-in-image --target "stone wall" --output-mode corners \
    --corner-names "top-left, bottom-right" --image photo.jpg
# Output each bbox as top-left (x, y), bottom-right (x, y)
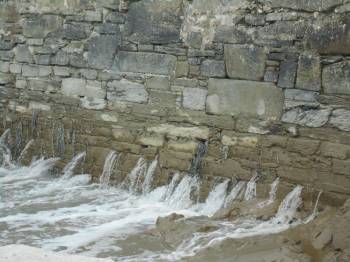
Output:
top-left (1, 0), bottom-right (350, 204)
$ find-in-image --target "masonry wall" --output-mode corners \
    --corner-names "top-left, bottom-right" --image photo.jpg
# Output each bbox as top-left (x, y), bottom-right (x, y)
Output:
top-left (1, 0), bottom-right (350, 204)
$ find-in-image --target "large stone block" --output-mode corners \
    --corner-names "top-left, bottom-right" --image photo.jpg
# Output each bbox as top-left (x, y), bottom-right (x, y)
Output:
top-left (224, 44), bottom-right (266, 81)
top-left (62, 78), bottom-right (105, 99)
top-left (305, 15), bottom-right (350, 54)
top-left (63, 23), bottom-right (90, 40)
top-left (23, 15), bottom-right (63, 38)
top-left (201, 60), bottom-right (226, 78)
top-left (296, 52), bottom-right (321, 91)
top-left (259, 0), bottom-right (342, 12)
top-left (125, 0), bottom-right (183, 44)
top-left (282, 108), bottom-right (331, 128)
top-left (14, 45), bottom-right (34, 63)
top-left (330, 109), bottom-right (350, 132)
top-left (206, 79), bottom-right (283, 120)
top-left (107, 79), bottom-right (148, 104)
top-left (87, 34), bottom-right (120, 69)
top-left (183, 88), bottom-right (207, 111)
top-left (115, 51), bottom-right (176, 75)
top-left (323, 61), bottom-right (350, 95)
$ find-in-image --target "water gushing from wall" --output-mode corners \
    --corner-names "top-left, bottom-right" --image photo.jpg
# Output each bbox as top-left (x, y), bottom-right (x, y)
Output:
top-left (61, 151), bottom-right (86, 179)
top-left (99, 150), bottom-right (118, 188)
top-left (244, 173), bottom-right (259, 201)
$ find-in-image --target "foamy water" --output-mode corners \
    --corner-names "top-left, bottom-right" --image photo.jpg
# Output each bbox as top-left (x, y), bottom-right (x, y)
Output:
top-left (0, 131), bottom-right (320, 261)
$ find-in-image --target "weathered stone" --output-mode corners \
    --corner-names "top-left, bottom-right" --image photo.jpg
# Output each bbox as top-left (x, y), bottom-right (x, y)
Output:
top-left (61, 78), bottom-right (86, 97)
top-left (264, 68), bottom-right (278, 83)
top-left (87, 34), bottom-right (120, 69)
top-left (9, 64), bottom-right (22, 74)
top-left (305, 15), bottom-right (350, 54)
top-left (28, 79), bottom-right (60, 92)
top-left (296, 52), bottom-right (321, 91)
top-left (320, 142), bottom-right (350, 160)
top-left (23, 15), bottom-right (63, 38)
top-left (323, 61), bottom-right (350, 95)
top-left (85, 81), bottom-right (105, 99)
top-left (183, 88), bottom-right (207, 111)
top-left (282, 108), bottom-right (331, 128)
top-left (96, 23), bottom-right (120, 34)
top-left (116, 51), bottom-right (176, 75)
top-left (206, 79), bottom-right (283, 120)
top-left (175, 61), bottom-right (189, 78)
top-left (330, 109), bottom-right (350, 132)
top-left (0, 51), bottom-right (14, 61)
top-left (137, 134), bottom-right (165, 147)
top-left (214, 25), bottom-right (250, 44)
top-left (245, 14), bottom-right (265, 26)
top-left (146, 76), bottom-right (169, 90)
top-left (224, 44), bottom-right (266, 81)
top-left (63, 23), bottom-right (90, 40)
top-left (80, 98), bottom-right (106, 110)
top-left (105, 12), bottom-right (126, 23)
top-left (0, 73), bottom-right (15, 85)
top-left (96, 0), bottom-right (120, 10)
top-left (278, 58), bottom-right (298, 89)
top-left (147, 124), bottom-right (210, 140)
top-left (201, 60), bottom-right (226, 78)
top-left (51, 50), bottom-right (69, 66)
top-left (80, 69), bottom-right (97, 80)
top-left (125, 0), bottom-right (183, 44)
top-left (84, 11), bottom-right (102, 22)
top-left (70, 53), bottom-right (88, 68)
top-left (0, 62), bottom-right (9, 73)
top-left (107, 79), bottom-right (148, 104)
top-left (260, 0), bottom-right (342, 12)
top-left (284, 89), bottom-right (318, 102)
top-left (255, 21), bottom-right (306, 42)
top-left (14, 45), bottom-right (34, 63)
top-left (53, 66), bottom-right (70, 76)
top-left (36, 54), bottom-right (51, 65)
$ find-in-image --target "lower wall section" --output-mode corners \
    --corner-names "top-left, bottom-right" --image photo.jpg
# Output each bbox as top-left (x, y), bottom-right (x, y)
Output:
top-left (1, 107), bottom-right (349, 206)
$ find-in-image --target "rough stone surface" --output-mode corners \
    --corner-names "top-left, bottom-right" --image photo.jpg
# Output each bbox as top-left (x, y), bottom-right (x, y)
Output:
top-left (224, 44), bottom-right (266, 81)
top-left (14, 45), bottom-right (34, 64)
top-left (282, 108), bottom-right (331, 128)
top-left (330, 109), bottom-right (350, 131)
top-left (183, 88), bottom-right (207, 111)
top-left (116, 52), bottom-right (176, 75)
top-left (260, 0), bottom-right (343, 12)
top-left (201, 60), bottom-right (226, 78)
top-left (296, 52), bottom-right (321, 91)
top-left (323, 61), bottom-right (350, 95)
top-left (87, 34), bottom-right (120, 69)
top-left (107, 79), bottom-right (148, 104)
top-left (23, 15), bottom-right (63, 38)
top-left (206, 79), bottom-right (283, 119)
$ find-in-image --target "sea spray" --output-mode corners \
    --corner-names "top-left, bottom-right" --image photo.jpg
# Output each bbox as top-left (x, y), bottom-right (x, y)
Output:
top-left (99, 151), bottom-right (119, 188)
top-left (61, 151), bottom-right (86, 179)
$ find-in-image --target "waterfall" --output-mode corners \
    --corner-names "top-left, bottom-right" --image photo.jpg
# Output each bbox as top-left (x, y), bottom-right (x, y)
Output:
top-left (121, 157), bottom-right (147, 192)
top-left (258, 177), bottom-right (280, 208)
top-left (201, 179), bottom-right (229, 216)
top-left (99, 151), bottom-right (118, 189)
top-left (244, 173), bottom-right (259, 201)
top-left (142, 156), bottom-right (158, 195)
top-left (224, 181), bottom-right (246, 208)
top-left (163, 173), bottom-right (181, 201)
top-left (17, 139), bottom-right (34, 164)
top-left (61, 151), bottom-right (86, 179)
top-left (274, 185), bottom-right (303, 224)
top-left (167, 175), bottom-right (200, 209)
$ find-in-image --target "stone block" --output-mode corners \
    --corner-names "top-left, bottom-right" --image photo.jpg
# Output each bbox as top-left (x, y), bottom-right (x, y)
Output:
top-left (80, 98), bottom-right (106, 110)
top-left (61, 78), bottom-right (86, 97)
top-left (116, 51), bottom-right (176, 75)
top-left (330, 109), bottom-right (350, 132)
top-left (53, 66), bottom-right (71, 77)
top-left (175, 61), bottom-right (189, 78)
top-left (23, 15), bottom-right (63, 38)
top-left (85, 80), bottom-right (105, 99)
top-left (332, 159), bottom-right (350, 175)
top-left (282, 108), bottom-right (331, 128)
top-left (206, 79), bottom-right (283, 120)
top-left (0, 62), bottom-right (9, 73)
top-left (22, 65), bottom-right (39, 77)
top-left (259, 0), bottom-right (342, 12)
top-left (214, 25), bottom-right (250, 44)
top-left (296, 52), bottom-right (321, 91)
top-left (201, 60), bottom-right (226, 78)
top-left (51, 51), bottom-right (69, 66)
top-left (224, 44), bottom-right (266, 81)
top-left (146, 76), bottom-right (169, 90)
top-left (28, 78), bottom-right (60, 92)
top-left (9, 64), bottom-right (22, 74)
top-left (107, 79), bottom-right (148, 103)
top-left (284, 89), bottom-right (317, 102)
top-left (137, 134), bottom-right (165, 147)
top-left (286, 138), bottom-right (320, 155)
top-left (84, 11), bottom-right (102, 22)
top-left (0, 73), bottom-right (15, 85)
top-left (278, 58), bottom-right (298, 88)
top-left (80, 69), bottom-right (97, 80)
top-left (323, 61), bottom-right (350, 95)
top-left (70, 53), bottom-right (88, 68)
top-left (15, 45), bottom-right (34, 63)
top-left (147, 124), bottom-right (210, 140)
top-left (320, 142), bottom-right (350, 160)
top-left (183, 88), bottom-right (207, 111)
top-left (87, 34), bottom-right (120, 69)
top-left (125, 0), bottom-right (183, 44)
top-left (63, 23), bottom-right (90, 40)
top-left (0, 51), bottom-right (14, 61)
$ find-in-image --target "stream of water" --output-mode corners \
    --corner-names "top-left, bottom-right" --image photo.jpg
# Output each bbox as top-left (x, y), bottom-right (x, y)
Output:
top-left (0, 130), bottom-right (319, 261)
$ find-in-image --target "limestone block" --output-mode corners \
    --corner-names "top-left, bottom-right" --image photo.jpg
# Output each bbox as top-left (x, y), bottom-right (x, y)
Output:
top-left (200, 60), bottom-right (226, 78)
top-left (182, 87), bottom-right (207, 111)
top-left (330, 109), bottom-right (350, 132)
top-left (206, 79), bottom-right (283, 120)
top-left (61, 78), bottom-right (86, 97)
top-left (80, 97), bottom-right (106, 110)
top-left (146, 76), bottom-right (169, 90)
top-left (9, 64), bottom-right (22, 74)
top-left (258, 0), bottom-right (342, 12)
top-left (175, 61), bottom-right (189, 78)
top-left (53, 66), bottom-right (71, 77)
top-left (296, 52), bottom-right (321, 91)
top-left (116, 51), bottom-right (176, 75)
top-left (63, 23), bottom-right (90, 40)
top-left (84, 11), bottom-right (102, 22)
top-left (284, 89), bottom-right (318, 102)
top-left (23, 15), bottom-right (63, 38)
top-left (28, 78), bottom-right (60, 92)
top-left (224, 44), bottom-right (266, 81)
top-left (278, 57), bottom-right (298, 88)
top-left (282, 108), bottom-right (331, 128)
top-left (125, 0), bottom-right (183, 44)
top-left (107, 79), bottom-right (148, 103)
top-left (147, 124), bottom-right (210, 140)
top-left (14, 45), bottom-right (34, 63)
top-left (0, 73), bottom-right (15, 85)
top-left (0, 62), bottom-right (9, 73)
top-left (137, 134), bottom-right (165, 147)
top-left (323, 61), bottom-right (350, 95)
top-left (86, 80), bottom-right (105, 99)
top-left (320, 142), bottom-right (350, 160)
top-left (87, 34), bottom-right (120, 69)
